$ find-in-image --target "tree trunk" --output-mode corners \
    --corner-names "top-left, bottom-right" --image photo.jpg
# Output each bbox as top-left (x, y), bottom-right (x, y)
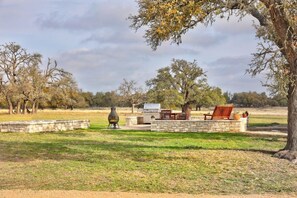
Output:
top-left (274, 59), bottom-right (297, 163)
top-left (286, 85), bottom-right (297, 151)
top-left (182, 103), bottom-right (191, 120)
top-left (22, 100), bottom-right (28, 115)
top-left (262, 2), bottom-right (297, 163)
top-left (16, 101), bottom-right (21, 114)
top-left (195, 105), bottom-right (201, 111)
top-left (34, 102), bottom-right (39, 113)
top-left (32, 101), bottom-right (36, 114)
top-left (132, 103), bottom-right (135, 114)
top-left (7, 97), bottom-right (13, 114)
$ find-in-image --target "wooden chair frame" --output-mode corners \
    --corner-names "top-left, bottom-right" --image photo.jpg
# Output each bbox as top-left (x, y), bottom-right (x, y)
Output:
top-left (204, 105), bottom-right (233, 120)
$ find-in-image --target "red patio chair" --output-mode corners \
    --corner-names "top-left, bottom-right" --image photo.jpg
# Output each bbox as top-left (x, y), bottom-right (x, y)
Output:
top-left (204, 105), bottom-right (233, 120)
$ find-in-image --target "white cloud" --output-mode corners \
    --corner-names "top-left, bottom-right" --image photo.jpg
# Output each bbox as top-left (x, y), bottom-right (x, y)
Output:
top-left (0, 0), bottom-right (266, 94)
top-left (37, 0), bottom-right (135, 31)
top-left (205, 56), bottom-right (266, 93)
top-left (214, 15), bottom-right (256, 35)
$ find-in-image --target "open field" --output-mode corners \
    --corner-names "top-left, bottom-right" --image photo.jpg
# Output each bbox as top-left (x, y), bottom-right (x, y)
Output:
top-left (0, 106), bottom-right (288, 127)
top-left (0, 108), bottom-right (137, 128)
top-left (0, 107), bottom-right (295, 196)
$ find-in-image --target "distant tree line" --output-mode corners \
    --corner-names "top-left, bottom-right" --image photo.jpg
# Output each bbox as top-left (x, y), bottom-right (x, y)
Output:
top-left (224, 92), bottom-right (287, 107)
top-left (76, 90), bottom-right (287, 110)
top-left (81, 60), bottom-right (288, 110)
top-left (0, 44), bottom-right (287, 114)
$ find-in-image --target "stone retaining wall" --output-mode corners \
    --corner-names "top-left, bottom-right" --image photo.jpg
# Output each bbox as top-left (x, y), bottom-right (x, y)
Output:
top-left (126, 116), bottom-right (145, 126)
top-left (0, 120), bottom-right (90, 133)
top-left (151, 118), bottom-right (247, 132)
top-left (125, 116), bottom-right (138, 126)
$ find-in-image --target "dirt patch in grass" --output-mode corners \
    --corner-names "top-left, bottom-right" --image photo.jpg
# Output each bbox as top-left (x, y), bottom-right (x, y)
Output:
top-left (0, 190), bottom-right (297, 198)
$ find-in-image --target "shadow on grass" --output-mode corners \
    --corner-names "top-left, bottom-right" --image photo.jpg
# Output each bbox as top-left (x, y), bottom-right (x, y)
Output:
top-left (0, 136), bottom-right (279, 163)
top-left (97, 129), bottom-right (286, 143)
top-left (88, 124), bottom-right (112, 131)
top-left (53, 131), bottom-right (88, 137)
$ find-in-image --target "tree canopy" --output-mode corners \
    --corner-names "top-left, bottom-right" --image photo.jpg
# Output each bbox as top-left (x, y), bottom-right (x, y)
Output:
top-left (130, 0), bottom-right (295, 51)
top-left (146, 59), bottom-right (208, 112)
top-left (117, 79), bottom-right (145, 113)
top-left (195, 87), bottom-right (226, 110)
top-left (0, 43), bottom-right (85, 113)
top-left (130, 0), bottom-right (297, 161)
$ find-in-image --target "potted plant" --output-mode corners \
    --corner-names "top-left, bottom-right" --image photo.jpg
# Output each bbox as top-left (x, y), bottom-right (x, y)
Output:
top-left (233, 112), bottom-right (241, 120)
top-left (242, 111), bottom-right (249, 118)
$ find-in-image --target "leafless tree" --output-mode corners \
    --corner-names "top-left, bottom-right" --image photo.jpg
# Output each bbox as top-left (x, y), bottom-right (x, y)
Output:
top-left (0, 42), bottom-right (42, 114)
top-left (118, 79), bottom-right (145, 113)
top-left (0, 43), bottom-right (81, 114)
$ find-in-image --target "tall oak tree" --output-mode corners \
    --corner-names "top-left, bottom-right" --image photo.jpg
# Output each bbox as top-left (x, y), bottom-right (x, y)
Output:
top-left (130, 0), bottom-right (297, 162)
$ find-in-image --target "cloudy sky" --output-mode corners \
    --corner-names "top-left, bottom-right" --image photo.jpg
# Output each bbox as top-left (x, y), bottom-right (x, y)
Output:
top-left (0, 0), bottom-right (267, 93)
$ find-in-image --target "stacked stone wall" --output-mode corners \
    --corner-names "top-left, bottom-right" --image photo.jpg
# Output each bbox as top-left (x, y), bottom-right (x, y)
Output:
top-left (125, 117), bottom-right (138, 126)
top-left (151, 118), bottom-right (247, 133)
top-left (0, 120), bottom-right (90, 133)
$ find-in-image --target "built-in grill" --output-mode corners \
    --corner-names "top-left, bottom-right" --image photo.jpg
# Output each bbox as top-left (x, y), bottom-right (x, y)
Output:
top-left (143, 103), bottom-right (161, 124)
top-left (108, 106), bottom-right (119, 129)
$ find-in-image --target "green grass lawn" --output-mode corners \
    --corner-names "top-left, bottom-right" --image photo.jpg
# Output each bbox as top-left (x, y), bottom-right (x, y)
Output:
top-left (0, 110), bottom-right (130, 129)
top-left (248, 115), bottom-right (287, 127)
top-left (0, 109), bottom-right (288, 127)
top-left (0, 110), bottom-right (296, 194)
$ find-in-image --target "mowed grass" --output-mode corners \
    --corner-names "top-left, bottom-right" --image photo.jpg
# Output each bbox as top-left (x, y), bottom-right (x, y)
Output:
top-left (0, 109), bottom-right (296, 194)
top-left (248, 115), bottom-right (287, 127)
top-left (0, 109), bottom-right (137, 129)
top-left (0, 108), bottom-right (288, 127)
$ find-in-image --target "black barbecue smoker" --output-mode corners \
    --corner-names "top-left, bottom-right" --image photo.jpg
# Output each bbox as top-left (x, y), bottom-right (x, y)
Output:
top-left (108, 106), bottom-right (119, 129)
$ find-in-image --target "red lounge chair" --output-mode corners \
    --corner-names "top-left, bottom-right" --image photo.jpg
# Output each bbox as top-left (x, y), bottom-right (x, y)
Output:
top-left (204, 105), bottom-right (233, 120)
